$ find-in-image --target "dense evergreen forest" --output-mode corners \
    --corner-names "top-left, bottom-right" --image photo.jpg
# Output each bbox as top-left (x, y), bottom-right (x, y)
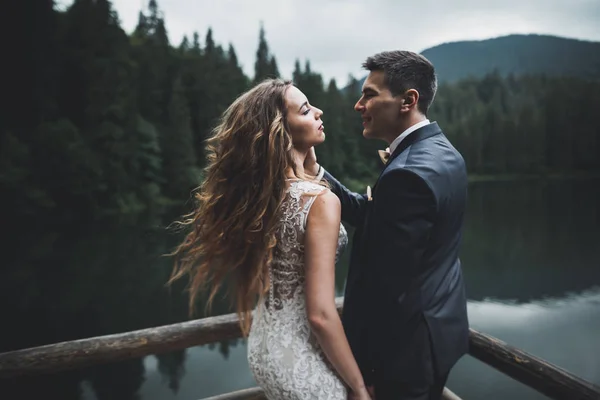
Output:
top-left (2, 0), bottom-right (599, 224)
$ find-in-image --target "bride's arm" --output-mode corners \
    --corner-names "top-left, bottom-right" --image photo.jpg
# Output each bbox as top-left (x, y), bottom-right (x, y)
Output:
top-left (304, 190), bottom-right (368, 397)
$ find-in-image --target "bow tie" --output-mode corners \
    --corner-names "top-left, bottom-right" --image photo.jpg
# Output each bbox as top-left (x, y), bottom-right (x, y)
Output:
top-left (378, 147), bottom-right (391, 164)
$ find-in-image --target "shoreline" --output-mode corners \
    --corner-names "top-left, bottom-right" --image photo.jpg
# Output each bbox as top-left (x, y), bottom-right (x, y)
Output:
top-left (468, 172), bottom-right (600, 182)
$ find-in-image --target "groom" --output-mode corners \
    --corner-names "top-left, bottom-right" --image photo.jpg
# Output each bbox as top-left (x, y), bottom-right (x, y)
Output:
top-left (307, 50), bottom-right (469, 400)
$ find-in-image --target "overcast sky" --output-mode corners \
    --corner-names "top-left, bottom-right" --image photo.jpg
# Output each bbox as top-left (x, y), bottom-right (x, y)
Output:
top-left (56, 0), bottom-right (600, 86)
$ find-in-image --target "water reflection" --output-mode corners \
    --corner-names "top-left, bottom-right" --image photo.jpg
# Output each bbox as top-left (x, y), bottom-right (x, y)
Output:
top-left (0, 179), bottom-right (598, 400)
top-left (462, 179), bottom-right (600, 302)
top-left (450, 287), bottom-right (600, 399)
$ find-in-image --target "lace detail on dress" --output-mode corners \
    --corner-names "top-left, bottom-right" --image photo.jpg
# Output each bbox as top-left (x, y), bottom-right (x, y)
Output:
top-left (247, 180), bottom-right (348, 400)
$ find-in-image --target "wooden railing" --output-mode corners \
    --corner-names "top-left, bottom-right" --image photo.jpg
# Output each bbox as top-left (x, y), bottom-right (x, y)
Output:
top-left (1, 297), bottom-right (599, 400)
top-left (199, 386), bottom-right (464, 400)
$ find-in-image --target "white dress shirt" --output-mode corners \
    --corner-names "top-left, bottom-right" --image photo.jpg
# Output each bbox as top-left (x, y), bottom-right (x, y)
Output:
top-left (388, 119), bottom-right (431, 155)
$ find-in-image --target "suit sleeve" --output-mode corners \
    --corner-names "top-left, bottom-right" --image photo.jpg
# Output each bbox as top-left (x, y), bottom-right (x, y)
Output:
top-left (323, 169), bottom-right (368, 227)
top-left (369, 168), bottom-right (437, 299)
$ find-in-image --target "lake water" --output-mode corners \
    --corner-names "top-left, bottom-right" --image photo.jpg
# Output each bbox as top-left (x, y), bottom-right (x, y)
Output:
top-left (1, 179), bottom-right (599, 399)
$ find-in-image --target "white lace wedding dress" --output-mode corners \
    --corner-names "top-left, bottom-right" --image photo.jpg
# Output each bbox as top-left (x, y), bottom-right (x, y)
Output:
top-left (247, 180), bottom-right (349, 399)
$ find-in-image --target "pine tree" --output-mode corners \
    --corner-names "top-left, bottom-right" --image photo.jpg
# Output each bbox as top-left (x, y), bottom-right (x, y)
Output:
top-left (133, 11), bottom-right (148, 38)
top-left (269, 56), bottom-right (280, 78)
top-left (179, 35), bottom-right (189, 52)
top-left (228, 43), bottom-right (238, 67)
top-left (192, 31), bottom-right (201, 54)
top-left (293, 59), bottom-right (302, 83)
top-left (205, 28), bottom-right (215, 55)
top-left (254, 24), bottom-right (279, 83)
top-left (162, 75), bottom-right (199, 198)
top-left (132, 0), bottom-right (172, 124)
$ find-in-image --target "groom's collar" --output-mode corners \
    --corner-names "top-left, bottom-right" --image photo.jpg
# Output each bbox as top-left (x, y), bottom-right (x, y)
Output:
top-left (387, 121), bottom-right (442, 162)
top-left (388, 119), bottom-right (431, 155)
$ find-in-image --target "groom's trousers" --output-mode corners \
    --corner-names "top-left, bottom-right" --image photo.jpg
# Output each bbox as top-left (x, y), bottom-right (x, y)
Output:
top-left (371, 318), bottom-right (450, 400)
top-left (373, 372), bottom-right (449, 400)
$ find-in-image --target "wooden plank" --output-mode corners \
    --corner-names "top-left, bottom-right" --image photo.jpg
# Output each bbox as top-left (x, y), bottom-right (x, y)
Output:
top-left (199, 386), bottom-right (462, 400)
top-left (469, 329), bottom-right (600, 400)
top-left (442, 387), bottom-right (463, 400)
top-left (201, 387), bottom-right (265, 400)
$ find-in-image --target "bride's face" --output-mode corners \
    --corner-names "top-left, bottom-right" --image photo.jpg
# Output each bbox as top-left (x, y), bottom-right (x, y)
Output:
top-left (284, 86), bottom-right (325, 150)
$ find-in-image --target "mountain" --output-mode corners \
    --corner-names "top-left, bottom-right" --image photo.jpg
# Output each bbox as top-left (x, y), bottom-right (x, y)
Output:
top-left (422, 34), bottom-right (600, 83)
top-left (352, 34), bottom-right (600, 88)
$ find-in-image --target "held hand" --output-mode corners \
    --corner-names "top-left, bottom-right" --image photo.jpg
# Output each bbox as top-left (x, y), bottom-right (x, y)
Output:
top-left (367, 386), bottom-right (375, 400)
top-left (304, 146), bottom-right (320, 176)
top-left (367, 385), bottom-right (375, 399)
top-left (348, 386), bottom-right (373, 400)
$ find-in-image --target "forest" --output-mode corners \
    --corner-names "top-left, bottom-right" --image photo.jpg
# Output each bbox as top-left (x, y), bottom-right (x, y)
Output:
top-left (2, 0), bottom-right (599, 224)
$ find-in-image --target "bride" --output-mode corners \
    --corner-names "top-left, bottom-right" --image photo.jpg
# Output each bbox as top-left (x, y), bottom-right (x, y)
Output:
top-left (169, 79), bottom-right (372, 400)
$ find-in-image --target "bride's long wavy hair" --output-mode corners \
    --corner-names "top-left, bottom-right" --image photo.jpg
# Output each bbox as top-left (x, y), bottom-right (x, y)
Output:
top-left (169, 79), bottom-right (301, 335)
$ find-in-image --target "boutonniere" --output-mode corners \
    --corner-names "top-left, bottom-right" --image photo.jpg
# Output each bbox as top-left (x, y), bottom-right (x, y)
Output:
top-left (367, 185), bottom-right (373, 201)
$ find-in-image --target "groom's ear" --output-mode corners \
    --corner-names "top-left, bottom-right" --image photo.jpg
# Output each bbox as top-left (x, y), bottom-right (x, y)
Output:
top-left (401, 89), bottom-right (419, 111)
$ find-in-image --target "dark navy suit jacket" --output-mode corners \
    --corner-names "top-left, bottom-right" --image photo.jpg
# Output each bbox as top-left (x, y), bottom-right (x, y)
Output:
top-left (324, 122), bottom-right (469, 386)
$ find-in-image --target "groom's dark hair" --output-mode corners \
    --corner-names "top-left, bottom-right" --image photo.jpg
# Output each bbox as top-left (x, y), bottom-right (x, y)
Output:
top-left (363, 50), bottom-right (437, 115)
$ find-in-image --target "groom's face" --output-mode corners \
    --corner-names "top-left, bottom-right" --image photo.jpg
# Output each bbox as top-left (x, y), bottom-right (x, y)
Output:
top-left (355, 70), bottom-right (403, 141)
